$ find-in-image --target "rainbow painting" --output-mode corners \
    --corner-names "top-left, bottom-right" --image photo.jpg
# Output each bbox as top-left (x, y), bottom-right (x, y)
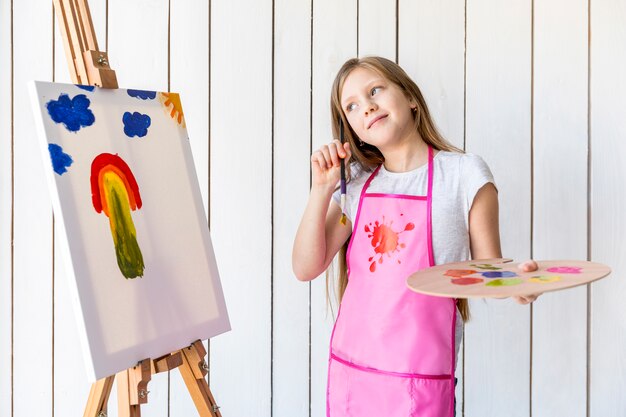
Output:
top-left (91, 153), bottom-right (144, 279)
top-left (29, 81), bottom-right (230, 381)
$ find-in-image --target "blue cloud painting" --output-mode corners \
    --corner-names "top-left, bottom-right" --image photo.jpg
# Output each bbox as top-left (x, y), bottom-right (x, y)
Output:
top-left (76, 85), bottom-right (95, 92)
top-left (48, 143), bottom-right (73, 175)
top-left (46, 93), bottom-right (95, 132)
top-left (127, 89), bottom-right (156, 100)
top-left (123, 111), bottom-right (151, 138)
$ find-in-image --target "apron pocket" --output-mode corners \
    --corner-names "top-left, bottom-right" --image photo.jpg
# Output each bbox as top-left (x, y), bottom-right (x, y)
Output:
top-left (327, 357), bottom-right (453, 417)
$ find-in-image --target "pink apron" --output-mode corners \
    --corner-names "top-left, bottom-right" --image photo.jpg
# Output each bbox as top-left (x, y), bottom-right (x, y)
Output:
top-left (327, 146), bottom-right (456, 416)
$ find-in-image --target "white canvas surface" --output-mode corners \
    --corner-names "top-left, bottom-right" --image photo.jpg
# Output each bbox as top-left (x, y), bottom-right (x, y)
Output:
top-left (29, 81), bottom-right (230, 381)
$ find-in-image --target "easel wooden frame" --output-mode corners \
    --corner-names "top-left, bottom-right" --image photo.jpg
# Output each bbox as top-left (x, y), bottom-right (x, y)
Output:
top-left (52, 1), bottom-right (223, 416)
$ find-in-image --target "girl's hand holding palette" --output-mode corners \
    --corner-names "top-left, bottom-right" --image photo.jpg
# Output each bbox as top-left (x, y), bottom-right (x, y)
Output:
top-left (406, 258), bottom-right (611, 299)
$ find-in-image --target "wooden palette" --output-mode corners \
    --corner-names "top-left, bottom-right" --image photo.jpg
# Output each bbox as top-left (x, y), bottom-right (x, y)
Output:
top-left (406, 258), bottom-right (611, 299)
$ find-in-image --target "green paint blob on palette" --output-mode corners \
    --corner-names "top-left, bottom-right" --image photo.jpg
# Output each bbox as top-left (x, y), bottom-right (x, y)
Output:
top-left (485, 278), bottom-right (523, 287)
top-left (406, 258), bottom-right (612, 299)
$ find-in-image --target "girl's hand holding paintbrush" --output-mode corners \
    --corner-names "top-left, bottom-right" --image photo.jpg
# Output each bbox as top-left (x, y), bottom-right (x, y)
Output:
top-left (310, 140), bottom-right (352, 189)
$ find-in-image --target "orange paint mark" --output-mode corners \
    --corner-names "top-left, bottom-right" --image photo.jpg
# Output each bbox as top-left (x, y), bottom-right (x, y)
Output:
top-left (365, 216), bottom-right (414, 272)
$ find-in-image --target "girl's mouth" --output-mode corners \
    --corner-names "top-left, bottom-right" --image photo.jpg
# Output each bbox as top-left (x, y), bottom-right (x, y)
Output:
top-left (367, 114), bottom-right (388, 129)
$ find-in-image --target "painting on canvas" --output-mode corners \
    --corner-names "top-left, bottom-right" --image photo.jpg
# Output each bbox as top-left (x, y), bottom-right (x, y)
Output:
top-left (29, 81), bottom-right (230, 381)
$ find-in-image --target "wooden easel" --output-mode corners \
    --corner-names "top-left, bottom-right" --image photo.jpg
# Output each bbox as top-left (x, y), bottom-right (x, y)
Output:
top-left (52, 1), bottom-right (223, 416)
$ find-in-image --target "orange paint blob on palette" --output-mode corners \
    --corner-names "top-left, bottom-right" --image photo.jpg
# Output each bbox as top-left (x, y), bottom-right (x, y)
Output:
top-left (407, 258), bottom-right (612, 299)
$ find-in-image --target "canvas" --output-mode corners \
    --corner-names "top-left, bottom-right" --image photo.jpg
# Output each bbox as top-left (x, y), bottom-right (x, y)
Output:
top-left (29, 81), bottom-right (230, 381)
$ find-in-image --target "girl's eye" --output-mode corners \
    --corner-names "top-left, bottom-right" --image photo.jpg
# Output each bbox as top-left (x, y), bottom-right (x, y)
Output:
top-left (370, 87), bottom-right (381, 96)
top-left (346, 103), bottom-right (357, 112)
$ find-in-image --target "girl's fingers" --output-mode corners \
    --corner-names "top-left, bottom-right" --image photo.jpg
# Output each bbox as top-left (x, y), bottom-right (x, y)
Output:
top-left (328, 141), bottom-right (341, 167)
top-left (518, 259), bottom-right (538, 272)
top-left (320, 145), bottom-right (333, 169)
top-left (343, 141), bottom-right (352, 160)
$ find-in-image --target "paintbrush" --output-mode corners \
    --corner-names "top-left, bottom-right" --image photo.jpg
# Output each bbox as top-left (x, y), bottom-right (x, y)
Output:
top-left (339, 118), bottom-right (347, 225)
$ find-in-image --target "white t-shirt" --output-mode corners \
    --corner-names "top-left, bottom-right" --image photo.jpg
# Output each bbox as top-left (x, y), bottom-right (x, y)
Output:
top-left (332, 150), bottom-right (497, 363)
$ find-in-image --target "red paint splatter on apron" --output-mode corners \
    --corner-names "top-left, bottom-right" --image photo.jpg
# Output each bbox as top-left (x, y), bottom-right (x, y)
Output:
top-left (364, 215), bottom-right (414, 272)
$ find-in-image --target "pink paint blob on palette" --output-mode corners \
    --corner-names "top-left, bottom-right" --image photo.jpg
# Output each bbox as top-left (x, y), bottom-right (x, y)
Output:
top-left (406, 259), bottom-right (611, 299)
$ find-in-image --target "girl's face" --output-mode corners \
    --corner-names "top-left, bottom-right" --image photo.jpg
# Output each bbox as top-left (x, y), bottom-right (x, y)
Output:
top-left (340, 67), bottom-right (417, 151)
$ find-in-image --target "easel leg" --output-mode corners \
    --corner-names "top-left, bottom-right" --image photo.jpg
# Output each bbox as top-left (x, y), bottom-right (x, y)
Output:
top-left (83, 376), bottom-right (114, 417)
top-left (178, 341), bottom-right (222, 417)
top-left (117, 359), bottom-right (151, 417)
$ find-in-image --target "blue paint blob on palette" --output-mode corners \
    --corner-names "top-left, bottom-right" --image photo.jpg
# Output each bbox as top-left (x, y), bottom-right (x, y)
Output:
top-left (482, 271), bottom-right (518, 278)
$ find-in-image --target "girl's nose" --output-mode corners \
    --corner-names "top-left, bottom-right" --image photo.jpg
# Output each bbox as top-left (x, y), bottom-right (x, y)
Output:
top-left (364, 100), bottom-right (378, 115)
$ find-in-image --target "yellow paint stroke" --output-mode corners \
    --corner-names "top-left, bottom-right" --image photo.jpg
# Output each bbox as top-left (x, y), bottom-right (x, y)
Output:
top-left (101, 171), bottom-right (144, 278)
top-left (529, 275), bottom-right (561, 284)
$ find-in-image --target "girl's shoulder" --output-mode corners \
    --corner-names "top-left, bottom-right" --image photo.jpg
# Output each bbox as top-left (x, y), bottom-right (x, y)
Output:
top-left (435, 150), bottom-right (492, 176)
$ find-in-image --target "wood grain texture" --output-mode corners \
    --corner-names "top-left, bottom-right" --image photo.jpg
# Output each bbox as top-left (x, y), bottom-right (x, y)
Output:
top-left (532, 0), bottom-right (589, 415)
top-left (463, 1), bottom-right (532, 415)
top-left (273, 0), bottom-right (312, 415)
top-left (590, 1), bottom-right (626, 416)
top-left (209, 0), bottom-right (272, 415)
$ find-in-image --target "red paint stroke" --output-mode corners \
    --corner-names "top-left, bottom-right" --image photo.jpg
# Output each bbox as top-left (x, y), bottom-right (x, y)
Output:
top-left (451, 277), bottom-right (484, 286)
top-left (365, 216), bottom-right (414, 272)
top-left (445, 269), bottom-right (477, 278)
top-left (91, 153), bottom-right (142, 215)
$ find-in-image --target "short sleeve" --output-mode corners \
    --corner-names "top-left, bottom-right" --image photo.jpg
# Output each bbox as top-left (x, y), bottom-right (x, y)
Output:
top-left (461, 153), bottom-right (496, 210)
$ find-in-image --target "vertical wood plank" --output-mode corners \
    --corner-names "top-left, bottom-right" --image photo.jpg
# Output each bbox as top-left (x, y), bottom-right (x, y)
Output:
top-left (0, 0), bottom-right (13, 414)
top-left (209, 0), bottom-right (272, 415)
top-left (590, 1), bottom-right (626, 416)
top-left (357, 0), bottom-right (396, 59)
top-left (532, 1), bottom-right (588, 415)
top-left (169, 0), bottom-right (210, 414)
top-left (273, 0), bottom-right (312, 415)
top-left (107, 1), bottom-right (170, 415)
top-left (51, 3), bottom-right (107, 416)
top-left (398, 0), bottom-right (465, 148)
top-left (13, 0), bottom-right (54, 416)
top-left (464, 1), bottom-right (532, 416)
top-left (310, 1), bottom-right (357, 415)
top-left (398, 3), bottom-right (466, 414)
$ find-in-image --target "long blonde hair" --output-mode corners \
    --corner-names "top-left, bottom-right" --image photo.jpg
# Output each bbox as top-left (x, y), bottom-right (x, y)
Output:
top-left (328, 56), bottom-right (470, 322)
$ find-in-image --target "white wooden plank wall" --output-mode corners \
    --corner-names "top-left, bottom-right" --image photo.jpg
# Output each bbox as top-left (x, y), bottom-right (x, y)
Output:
top-left (464, 1), bottom-right (532, 416)
top-left (532, 1), bottom-right (588, 416)
top-left (590, 1), bottom-right (626, 416)
top-left (2, 1), bottom-right (626, 416)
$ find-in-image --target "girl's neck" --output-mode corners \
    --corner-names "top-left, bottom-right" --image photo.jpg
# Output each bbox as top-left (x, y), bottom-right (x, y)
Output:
top-left (380, 133), bottom-right (430, 173)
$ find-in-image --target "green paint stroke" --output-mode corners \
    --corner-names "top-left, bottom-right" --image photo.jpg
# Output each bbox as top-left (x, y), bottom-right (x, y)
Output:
top-left (109, 184), bottom-right (145, 278)
top-left (471, 263), bottom-right (502, 271)
top-left (485, 278), bottom-right (523, 287)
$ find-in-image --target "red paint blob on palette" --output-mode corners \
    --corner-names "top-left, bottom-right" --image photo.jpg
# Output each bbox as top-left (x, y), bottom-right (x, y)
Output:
top-left (451, 277), bottom-right (484, 285)
top-left (445, 269), bottom-right (477, 278)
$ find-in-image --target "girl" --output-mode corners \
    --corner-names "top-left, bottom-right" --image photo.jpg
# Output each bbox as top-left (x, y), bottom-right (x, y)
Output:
top-left (292, 56), bottom-right (538, 417)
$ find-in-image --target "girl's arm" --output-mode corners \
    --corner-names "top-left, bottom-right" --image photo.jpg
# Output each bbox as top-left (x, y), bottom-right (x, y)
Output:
top-left (292, 141), bottom-right (352, 281)
top-left (468, 183), bottom-right (539, 304)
